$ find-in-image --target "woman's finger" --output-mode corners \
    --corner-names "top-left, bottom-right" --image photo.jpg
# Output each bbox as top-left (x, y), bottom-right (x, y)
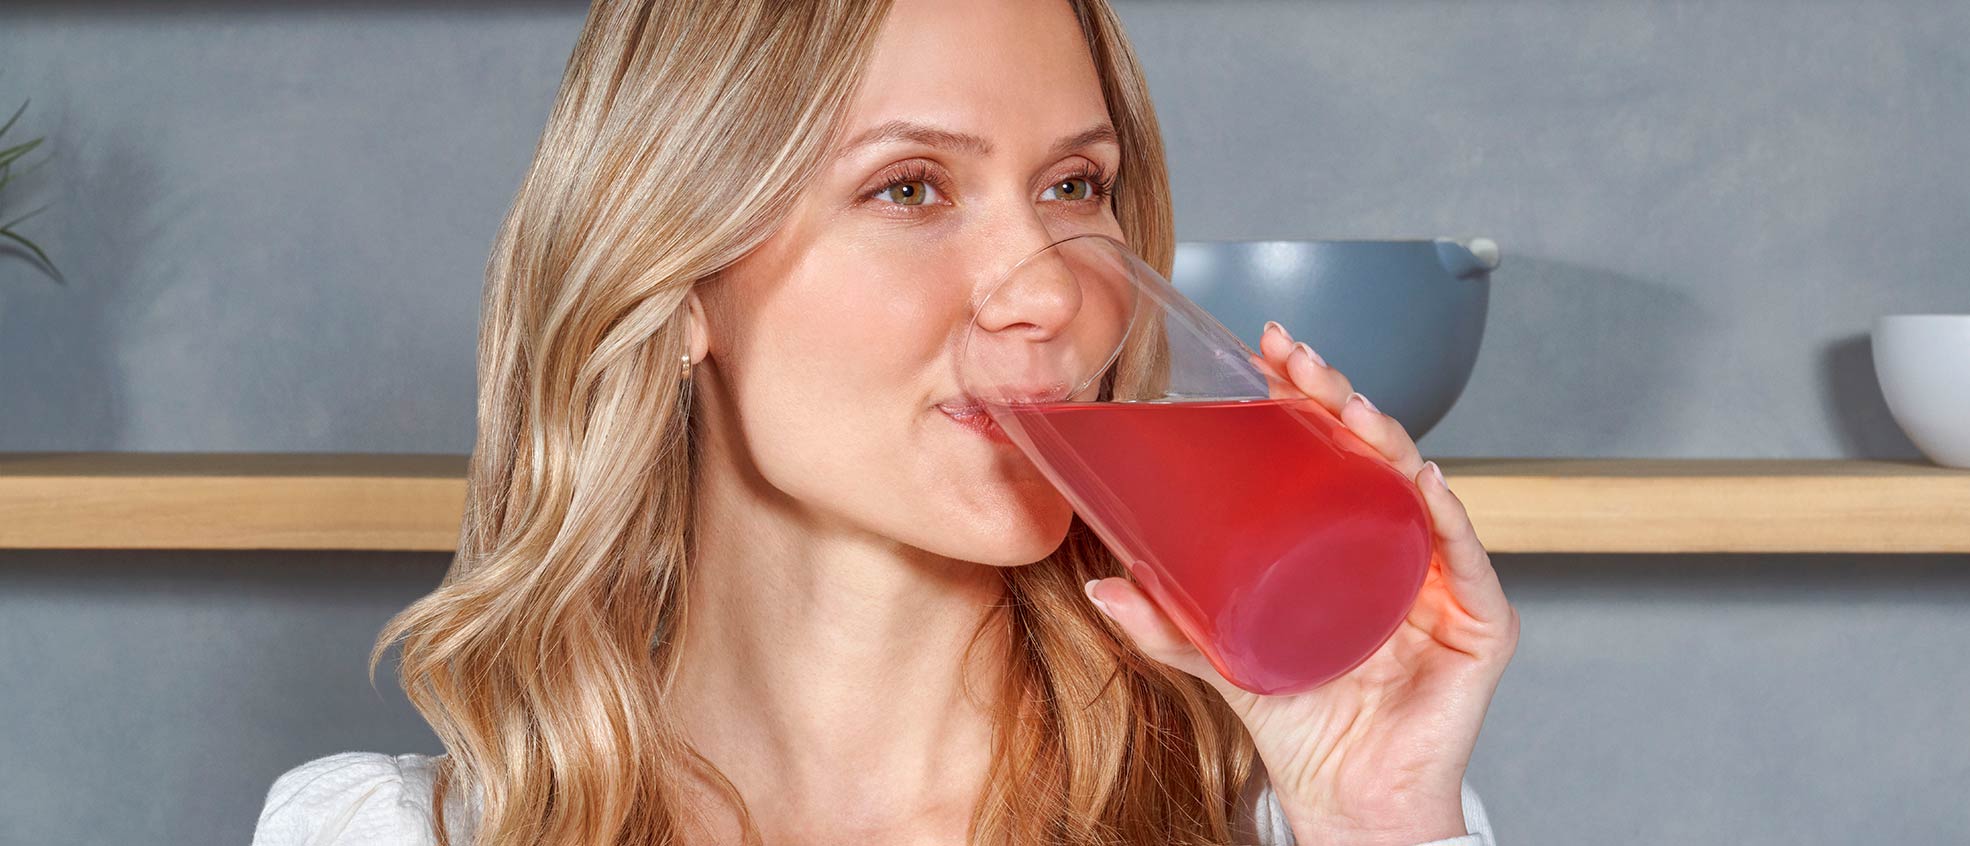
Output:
top-left (1415, 461), bottom-right (1513, 627)
top-left (1339, 390), bottom-right (1426, 479)
top-left (1259, 322), bottom-right (1355, 414)
top-left (1279, 349), bottom-right (1355, 414)
top-left (1262, 321), bottom-right (1423, 477)
top-left (1085, 576), bottom-right (1246, 701)
top-left (1249, 352), bottom-right (1295, 399)
top-left (1253, 322), bottom-right (1296, 399)
top-left (1258, 320), bottom-right (1296, 362)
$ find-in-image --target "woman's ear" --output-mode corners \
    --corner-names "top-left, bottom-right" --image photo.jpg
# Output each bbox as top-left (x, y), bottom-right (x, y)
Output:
top-left (684, 288), bottom-right (711, 366)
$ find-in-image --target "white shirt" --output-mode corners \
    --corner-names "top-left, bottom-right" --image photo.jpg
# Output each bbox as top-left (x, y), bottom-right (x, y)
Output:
top-left (253, 751), bottom-right (1496, 845)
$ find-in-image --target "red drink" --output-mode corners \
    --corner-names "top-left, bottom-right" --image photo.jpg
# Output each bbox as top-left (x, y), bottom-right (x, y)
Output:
top-left (994, 397), bottom-right (1435, 695)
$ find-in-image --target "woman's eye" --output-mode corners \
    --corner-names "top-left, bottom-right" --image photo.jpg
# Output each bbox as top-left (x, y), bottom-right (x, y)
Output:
top-left (1043, 177), bottom-right (1093, 201)
top-left (875, 179), bottom-right (938, 206)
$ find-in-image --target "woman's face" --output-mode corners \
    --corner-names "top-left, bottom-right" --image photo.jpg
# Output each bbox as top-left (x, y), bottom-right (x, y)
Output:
top-left (692, 0), bottom-right (1127, 568)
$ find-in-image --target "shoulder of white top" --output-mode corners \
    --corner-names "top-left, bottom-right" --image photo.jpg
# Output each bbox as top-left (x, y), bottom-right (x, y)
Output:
top-left (251, 751), bottom-right (446, 846)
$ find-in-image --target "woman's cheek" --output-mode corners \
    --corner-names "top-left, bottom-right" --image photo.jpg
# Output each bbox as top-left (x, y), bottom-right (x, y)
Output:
top-left (819, 240), bottom-right (974, 362)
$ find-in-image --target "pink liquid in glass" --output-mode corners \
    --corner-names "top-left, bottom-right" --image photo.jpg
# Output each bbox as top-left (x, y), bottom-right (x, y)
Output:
top-left (995, 397), bottom-right (1435, 695)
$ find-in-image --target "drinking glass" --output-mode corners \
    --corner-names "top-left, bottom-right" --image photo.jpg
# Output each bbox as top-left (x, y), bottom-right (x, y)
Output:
top-left (958, 232), bottom-right (1437, 695)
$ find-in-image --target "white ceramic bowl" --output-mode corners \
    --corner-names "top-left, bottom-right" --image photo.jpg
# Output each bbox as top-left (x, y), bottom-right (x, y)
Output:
top-left (1873, 314), bottom-right (1970, 469)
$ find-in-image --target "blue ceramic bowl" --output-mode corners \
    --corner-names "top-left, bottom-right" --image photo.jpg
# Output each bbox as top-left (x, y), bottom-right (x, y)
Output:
top-left (1170, 238), bottom-right (1499, 441)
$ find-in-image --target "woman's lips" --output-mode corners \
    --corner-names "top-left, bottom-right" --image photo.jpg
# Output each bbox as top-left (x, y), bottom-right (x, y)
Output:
top-left (937, 402), bottom-right (1015, 444)
top-left (937, 384), bottom-right (1065, 445)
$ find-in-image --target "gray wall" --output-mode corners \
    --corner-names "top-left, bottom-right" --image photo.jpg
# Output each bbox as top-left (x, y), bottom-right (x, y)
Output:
top-left (2, 2), bottom-right (1966, 844)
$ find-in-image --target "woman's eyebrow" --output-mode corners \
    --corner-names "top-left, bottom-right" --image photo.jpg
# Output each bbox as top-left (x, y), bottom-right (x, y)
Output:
top-left (834, 120), bottom-right (1119, 161)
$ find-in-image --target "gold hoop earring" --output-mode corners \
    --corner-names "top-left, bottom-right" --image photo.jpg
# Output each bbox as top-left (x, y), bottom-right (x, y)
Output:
top-left (680, 354), bottom-right (693, 379)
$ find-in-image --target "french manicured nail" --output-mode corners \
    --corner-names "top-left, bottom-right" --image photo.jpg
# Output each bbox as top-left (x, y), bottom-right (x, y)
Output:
top-left (1292, 341), bottom-right (1326, 368)
top-left (1264, 320), bottom-right (1290, 341)
top-left (1425, 459), bottom-right (1446, 489)
top-left (1346, 391), bottom-right (1377, 414)
top-left (1083, 579), bottom-right (1114, 617)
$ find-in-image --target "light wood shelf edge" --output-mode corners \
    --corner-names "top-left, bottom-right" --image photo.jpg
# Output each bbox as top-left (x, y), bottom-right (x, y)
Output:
top-left (1, 454), bottom-right (1966, 554)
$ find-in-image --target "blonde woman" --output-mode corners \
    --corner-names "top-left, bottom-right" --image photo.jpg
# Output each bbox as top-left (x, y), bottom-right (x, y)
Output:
top-left (253, 0), bottom-right (1518, 843)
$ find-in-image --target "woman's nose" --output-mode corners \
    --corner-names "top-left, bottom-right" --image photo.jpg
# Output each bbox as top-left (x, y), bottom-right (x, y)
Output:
top-left (973, 227), bottom-right (1084, 343)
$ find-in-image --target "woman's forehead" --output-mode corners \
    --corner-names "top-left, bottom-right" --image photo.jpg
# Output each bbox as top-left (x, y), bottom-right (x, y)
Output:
top-left (839, 0), bottom-right (1109, 158)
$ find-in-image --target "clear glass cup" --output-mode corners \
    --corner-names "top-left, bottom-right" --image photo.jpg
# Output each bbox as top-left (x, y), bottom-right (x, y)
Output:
top-left (958, 232), bottom-right (1437, 695)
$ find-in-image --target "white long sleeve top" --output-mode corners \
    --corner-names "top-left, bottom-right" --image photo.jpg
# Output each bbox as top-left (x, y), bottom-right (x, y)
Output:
top-left (253, 751), bottom-right (1496, 845)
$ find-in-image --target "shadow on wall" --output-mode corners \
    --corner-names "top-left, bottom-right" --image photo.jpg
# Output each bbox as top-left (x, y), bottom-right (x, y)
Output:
top-left (1427, 253), bottom-right (1711, 455)
top-left (1496, 551), bottom-right (1970, 601)
top-left (1818, 333), bottom-right (1925, 460)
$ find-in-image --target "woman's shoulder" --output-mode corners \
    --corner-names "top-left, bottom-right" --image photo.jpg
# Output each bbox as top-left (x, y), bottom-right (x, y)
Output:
top-left (1241, 766), bottom-right (1497, 846)
top-left (252, 751), bottom-right (475, 845)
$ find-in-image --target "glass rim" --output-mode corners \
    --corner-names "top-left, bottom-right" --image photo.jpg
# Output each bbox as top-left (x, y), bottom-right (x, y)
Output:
top-left (993, 230), bottom-right (1136, 284)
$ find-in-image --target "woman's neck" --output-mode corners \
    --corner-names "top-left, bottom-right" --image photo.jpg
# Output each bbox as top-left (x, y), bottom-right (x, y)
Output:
top-left (671, 459), bottom-right (1011, 842)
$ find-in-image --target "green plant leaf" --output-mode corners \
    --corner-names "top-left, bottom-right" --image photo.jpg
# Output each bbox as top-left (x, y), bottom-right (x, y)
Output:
top-left (0, 136), bottom-right (42, 170)
top-left (0, 95), bottom-right (59, 280)
top-left (0, 225), bottom-right (54, 270)
top-left (0, 149), bottom-right (52, 185)
top-left (0, 201), bottom-right (49, 231)
top-left (0, 98), bottom-right (27, 140)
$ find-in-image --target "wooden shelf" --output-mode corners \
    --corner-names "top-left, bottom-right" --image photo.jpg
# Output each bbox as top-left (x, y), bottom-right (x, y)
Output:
top-left (1433, 458), bottom-right (1969, 553)
top-left (1, 453), bottom-right (1966, 554)
top-left (0, 453), bottom-right (469, 552)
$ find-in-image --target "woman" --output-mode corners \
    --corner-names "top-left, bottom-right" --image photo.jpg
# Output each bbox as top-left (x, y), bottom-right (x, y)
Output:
top-left (254, 0), bottom-right (1518, 843)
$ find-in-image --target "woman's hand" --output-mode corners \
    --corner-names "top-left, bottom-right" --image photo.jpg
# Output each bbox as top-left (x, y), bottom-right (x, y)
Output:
top-left (1084, 320), bottom-right (1520, 846)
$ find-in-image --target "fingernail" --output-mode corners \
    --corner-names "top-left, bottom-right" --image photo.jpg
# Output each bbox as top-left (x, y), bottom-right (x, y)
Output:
top-left (1346, 391), bottom-right (1377, 414)
top-left (1083, 579), bottom-right (1114, 618)
top-left (1264, 320), bottom-right (1293, 342)
top-left (1292, 341), bottom-right (1326, 368)
top-left (1425, 460), bottom-right (1447, 489)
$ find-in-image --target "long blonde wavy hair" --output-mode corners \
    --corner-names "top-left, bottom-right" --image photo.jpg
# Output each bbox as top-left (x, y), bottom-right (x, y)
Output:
top-left (371, 1), bottom-right (1256, 843)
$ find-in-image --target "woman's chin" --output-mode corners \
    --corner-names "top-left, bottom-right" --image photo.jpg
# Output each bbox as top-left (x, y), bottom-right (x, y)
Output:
top-left (918, 444), bottom-right (1079, 566)
top-left (951, 492), bottom-right (1078, 568)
